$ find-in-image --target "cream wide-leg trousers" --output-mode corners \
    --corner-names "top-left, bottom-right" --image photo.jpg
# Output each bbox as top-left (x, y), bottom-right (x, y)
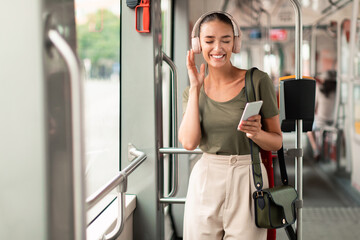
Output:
top-left (183, 153), bottom-right (269, 240)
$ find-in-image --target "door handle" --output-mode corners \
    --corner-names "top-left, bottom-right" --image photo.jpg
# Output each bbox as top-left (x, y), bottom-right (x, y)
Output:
top-left (162, 52), bottom-right (179, 197)
top-left (47, 29), bottom-right (86, 240)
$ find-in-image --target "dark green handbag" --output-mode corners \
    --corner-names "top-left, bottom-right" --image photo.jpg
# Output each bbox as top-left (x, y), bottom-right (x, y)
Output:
top-left (245, 68), bottom-right (298, 239)
top-left (253, 185), bottom-right (298, 229)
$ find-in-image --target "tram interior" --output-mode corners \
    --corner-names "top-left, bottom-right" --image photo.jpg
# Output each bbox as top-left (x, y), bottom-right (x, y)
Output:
top-left (2, 0), bottom-right (360, 239)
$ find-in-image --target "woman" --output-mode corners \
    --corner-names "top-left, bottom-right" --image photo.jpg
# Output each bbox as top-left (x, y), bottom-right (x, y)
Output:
top-left (307, 70), bottom-right (337, 160)
top-left (179, 11), bottom-right (282, 239)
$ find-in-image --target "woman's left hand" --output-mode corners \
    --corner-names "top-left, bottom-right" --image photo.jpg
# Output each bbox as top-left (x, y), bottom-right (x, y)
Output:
top-left (237, 114), bottom-right (262, 139)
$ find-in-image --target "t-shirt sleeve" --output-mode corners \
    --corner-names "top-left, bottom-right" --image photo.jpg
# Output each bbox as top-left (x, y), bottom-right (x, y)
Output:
top-left (182, 86), bottom-right (190, 115)
top-left (258, 71), bottom-right (279, 119)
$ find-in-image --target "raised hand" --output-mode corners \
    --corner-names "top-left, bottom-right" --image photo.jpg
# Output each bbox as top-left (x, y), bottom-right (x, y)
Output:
top-left (186, 49), bottom-right (205, 90)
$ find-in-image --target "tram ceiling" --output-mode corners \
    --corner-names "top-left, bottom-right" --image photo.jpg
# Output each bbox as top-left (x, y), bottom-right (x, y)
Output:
top-left (221, 0), bottom-right (353, 27)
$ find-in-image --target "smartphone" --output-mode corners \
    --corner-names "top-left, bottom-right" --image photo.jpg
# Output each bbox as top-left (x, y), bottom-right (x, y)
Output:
top-left (238, 100), bottom-right (263, 125)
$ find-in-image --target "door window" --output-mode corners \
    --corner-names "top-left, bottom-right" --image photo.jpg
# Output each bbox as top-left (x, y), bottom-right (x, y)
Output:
top-left (74, 0), bottom-right (121, 222)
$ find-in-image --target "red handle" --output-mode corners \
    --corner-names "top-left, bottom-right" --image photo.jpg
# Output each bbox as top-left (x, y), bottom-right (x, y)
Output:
top-left (135, 0), bottom-right (150, 33)
top-left (142, 6), bottom-right (150, 32)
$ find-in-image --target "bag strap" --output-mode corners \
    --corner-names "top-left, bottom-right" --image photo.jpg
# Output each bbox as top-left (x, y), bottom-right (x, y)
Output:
top-left (277, 146), bottom-right (289, 185)
top-left (245, 68), bottom-right (290, 188)
top-left (247, 69), bottom-right (296, 240)
top-left (285, 225), bottom-right (297, 240)
top-left (244, 68), bottom-right (263, 191)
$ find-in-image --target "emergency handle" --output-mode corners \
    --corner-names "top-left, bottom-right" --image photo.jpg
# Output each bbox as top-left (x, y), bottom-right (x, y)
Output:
top-left (135, 0), bottom-right (150, 33)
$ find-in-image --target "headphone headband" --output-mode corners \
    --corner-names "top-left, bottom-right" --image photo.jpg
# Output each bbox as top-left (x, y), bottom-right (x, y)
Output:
top-left (191, 11), bottom-right (240, 38)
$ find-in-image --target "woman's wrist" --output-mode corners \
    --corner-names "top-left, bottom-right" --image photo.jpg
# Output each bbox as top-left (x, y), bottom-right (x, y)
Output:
top-left (247, 129), bottom-right (262, 141)
top-left (250, 130), bottom-right (282, 151)
top-left (189, 85), bottom-right (201, 94)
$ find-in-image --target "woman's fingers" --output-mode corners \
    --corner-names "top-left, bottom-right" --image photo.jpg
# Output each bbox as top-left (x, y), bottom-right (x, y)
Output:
top-left (190, 49), bottom-right (194, 63)
top-left (186, 50), bottom-right (194, 66)
top-left (186, 50), bottom-right (191, 67)
top-left (237, 115), bottom-right (262, 135)
top-left (200, 63), bottom-right (205, 75)
top-left (186, 49), bottom-right (205, 87)
top-left (186, 51), bottom-right (196, 71)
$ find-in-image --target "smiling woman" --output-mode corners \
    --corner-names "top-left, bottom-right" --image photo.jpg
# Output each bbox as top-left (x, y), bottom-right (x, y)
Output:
top-left (179, 11), bottom-right (282, 240)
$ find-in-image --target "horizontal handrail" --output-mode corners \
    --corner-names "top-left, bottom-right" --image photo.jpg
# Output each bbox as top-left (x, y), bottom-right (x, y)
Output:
top-left (159, 197), bottom-right (186, 204)
top-left (159, 147), bottom-right (202, 154)
top-left (86, 147), bottom-right (146, 209)
top-left (86, 146), bottom-right (146, 240)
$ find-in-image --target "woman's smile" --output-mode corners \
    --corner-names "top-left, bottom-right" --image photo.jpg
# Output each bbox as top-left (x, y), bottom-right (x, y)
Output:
top-left (210, 54), bottom-right (226, 60)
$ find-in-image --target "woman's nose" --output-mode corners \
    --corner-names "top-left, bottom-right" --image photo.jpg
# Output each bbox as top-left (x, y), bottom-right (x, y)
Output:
top-left (214, 41), bottom-right (221, 50)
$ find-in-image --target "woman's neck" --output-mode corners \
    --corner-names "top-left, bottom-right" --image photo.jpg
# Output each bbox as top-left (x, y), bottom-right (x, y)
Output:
top-left (207, 63), bottom-right (238, 87)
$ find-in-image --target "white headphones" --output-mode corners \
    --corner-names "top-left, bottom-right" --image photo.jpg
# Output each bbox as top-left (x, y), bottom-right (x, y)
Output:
top-left (191, 11), bottom-right (242, 54)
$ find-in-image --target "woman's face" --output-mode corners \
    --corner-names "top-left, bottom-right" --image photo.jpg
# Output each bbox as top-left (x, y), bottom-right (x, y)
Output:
top-left (199, 19), bottom-right (234, 68)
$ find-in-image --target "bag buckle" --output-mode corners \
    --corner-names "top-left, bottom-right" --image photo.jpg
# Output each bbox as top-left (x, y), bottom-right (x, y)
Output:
top-left (255, 190), bottom-right (263, 198)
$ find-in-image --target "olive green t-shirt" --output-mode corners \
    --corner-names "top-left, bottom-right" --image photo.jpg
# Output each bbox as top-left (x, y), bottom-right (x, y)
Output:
top-left (182, 69), bottom-right (279, 155)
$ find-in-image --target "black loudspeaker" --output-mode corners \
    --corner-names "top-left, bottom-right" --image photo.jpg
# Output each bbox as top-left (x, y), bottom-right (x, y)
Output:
top-left (279, 78), bottom-right (316, 132)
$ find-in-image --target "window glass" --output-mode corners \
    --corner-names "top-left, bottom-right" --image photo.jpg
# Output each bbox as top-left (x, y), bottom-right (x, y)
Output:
top-left (354, 85), bottom-right (360, 135)
top-left (354, 19), bottom-right (360, 77)
top-left (74, 0), bottom-right (121, 222)
top-left (340, 19), bottom-right (351, 105)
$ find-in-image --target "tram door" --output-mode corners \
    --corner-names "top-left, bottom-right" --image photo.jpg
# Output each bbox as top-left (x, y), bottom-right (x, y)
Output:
top-left (43, 0), bottom-right (164, 239)
top-left (1, 0), bottom-right (165, 239)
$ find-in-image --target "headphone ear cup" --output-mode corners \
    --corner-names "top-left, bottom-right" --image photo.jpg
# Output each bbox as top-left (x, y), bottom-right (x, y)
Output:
top-left (233, 36), bottom-right (242, 53)
top-left (192, 37), bottom-right (202, 53)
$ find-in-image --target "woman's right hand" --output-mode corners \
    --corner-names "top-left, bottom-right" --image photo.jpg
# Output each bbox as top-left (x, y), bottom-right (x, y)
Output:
top-left (186, 49), bottom-right (205, 90)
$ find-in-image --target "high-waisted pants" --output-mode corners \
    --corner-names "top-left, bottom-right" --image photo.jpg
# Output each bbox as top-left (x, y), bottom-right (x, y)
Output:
top-left (183, 153), bottom-right (269, 240)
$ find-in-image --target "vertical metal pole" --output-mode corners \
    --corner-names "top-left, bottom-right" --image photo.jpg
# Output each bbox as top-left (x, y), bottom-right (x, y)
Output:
top-left (333, 20), bottom-right (342, 129)
top-left (162, 52), bottom-right (179, 198)
top-left (260, 8), bottom-right (272, 61)
top-left (335, 21), bottom-right (343, 171)
top-left (289, 1), bottom-right (303, 240)
top-left (47, 29), bottom-right (86, 240)
top-left (152, 0), bottom-right (165, 239)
